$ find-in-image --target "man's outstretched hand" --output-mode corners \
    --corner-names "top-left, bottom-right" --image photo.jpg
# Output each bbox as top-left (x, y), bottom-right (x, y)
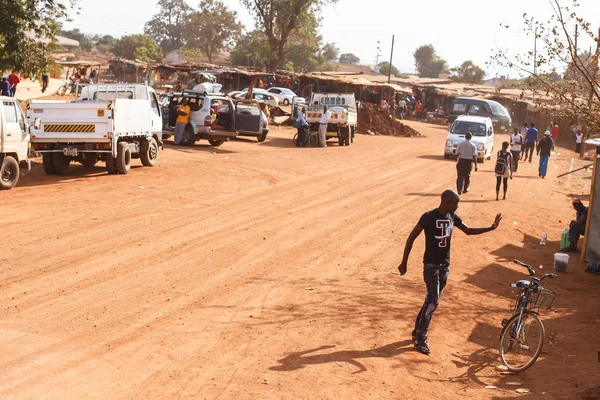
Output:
top-left (398, 263), bottom-right (407, 276)
top-left (492, 213), bottom-right (503, 229)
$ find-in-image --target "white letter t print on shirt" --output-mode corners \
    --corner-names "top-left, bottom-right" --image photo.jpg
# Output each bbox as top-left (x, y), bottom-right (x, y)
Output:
top-left (435, 219), bottom-right (453, 247)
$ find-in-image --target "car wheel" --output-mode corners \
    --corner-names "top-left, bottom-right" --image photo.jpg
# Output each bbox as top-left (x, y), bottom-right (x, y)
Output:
top-left (0, 156), bottom-right (19, 190)
top-left (283, 99), bottom-right (290, 106)
top-left (208, 139), bottom-right (224, 147)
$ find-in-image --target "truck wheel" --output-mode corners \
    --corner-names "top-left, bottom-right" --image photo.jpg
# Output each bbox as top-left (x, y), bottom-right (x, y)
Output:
top-left (0, 156), bottom-right (19, 190)
top-left (52, 152), bottom-right (70, 175)
top-left (81, 154), bottom-right (97, 167)
top-left (345, 128), bottom-right (351, 146)
top-left (351, 126), bottom-right (356, 143)
top-left (42, 153), bottom-right (56, 174)
top-left (208, 139), bottom-right (224, 147)
top-left (257, 132), bottom-right (268, 142)
top-left (181, 125), bottom-right (196, 146)
top-left (105, 154), bottom-right (117, 174)
top-left (141, 138), bottom-right (159, 167)
top-left (116, 142), bottom-right (131, 174)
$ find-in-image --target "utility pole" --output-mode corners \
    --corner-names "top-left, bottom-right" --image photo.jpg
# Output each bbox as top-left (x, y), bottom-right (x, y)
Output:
top-left (533, 27), bottom-right (538, 102)
top-left (388, 35), bottom-right (395, 84)
top-left (375, 41), bottom-right (381, 68)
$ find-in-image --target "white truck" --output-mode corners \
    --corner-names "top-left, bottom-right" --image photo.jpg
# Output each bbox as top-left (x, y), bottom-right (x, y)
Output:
top-left (27, 84), bottom-right (163, 175)
top-left (305, 93), bottom-right (358, 146)
top-left (1, 96), bottom-right (32, 190)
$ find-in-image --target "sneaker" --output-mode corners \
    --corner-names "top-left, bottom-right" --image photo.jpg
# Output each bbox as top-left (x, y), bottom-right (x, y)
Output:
top-left (463, 188), bottom-right (470, 193)
top-left (412, 330), bottom-right (417, 341)
top-left (415, 341), bottom-right (430, 355)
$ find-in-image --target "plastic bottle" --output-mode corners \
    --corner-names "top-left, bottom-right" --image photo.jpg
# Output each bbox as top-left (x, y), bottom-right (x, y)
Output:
top-left (540, 232), bottom-right (548, 245)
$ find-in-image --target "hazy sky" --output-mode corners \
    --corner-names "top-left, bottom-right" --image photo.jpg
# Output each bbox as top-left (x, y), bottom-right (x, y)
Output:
top-left (64, 0), bottom-right (600, 77)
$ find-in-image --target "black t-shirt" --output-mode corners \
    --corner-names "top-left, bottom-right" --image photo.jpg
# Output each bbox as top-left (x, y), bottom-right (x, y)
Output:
top-left (418, 209), bottom-right (463, 266)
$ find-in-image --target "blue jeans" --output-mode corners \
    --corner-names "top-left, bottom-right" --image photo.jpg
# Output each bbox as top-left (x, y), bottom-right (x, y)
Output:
top-left (539, 155), bottom-right (549, 177)
top-left (414, 263), bottom-right (449, 342)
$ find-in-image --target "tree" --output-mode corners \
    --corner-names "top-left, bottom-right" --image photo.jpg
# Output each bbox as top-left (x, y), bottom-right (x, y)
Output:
top-left (184, 0), bottom-right (242, 63)
top-left (378, 61), bottom-right (399, 77)
top-left (491, 0), bottom-right (600, 139)
top-left (0, 0), bottom-right (77, 74)
top-left (230, 30), bottom-right (271, 68)
top-left (321, 43), bottom-right (339, 61)
top-left (111, 34), bottom-right (162, 61)
top-left (450, 60), bottom-right (486, 84)
top-left (60, 28), bottom-right (94, 52)
top-left (286, 12), bottom-right (330, 72)
top-left (240, 0), bottom-right (337, 71)
top-left (339, 53), bottom-right (360, 64)
top-left (414, 44), bottom-right (448, 78)
top-left (95, 34), bottom-right (116, 54)
top-left (144, 0), bottom-right (191, 52)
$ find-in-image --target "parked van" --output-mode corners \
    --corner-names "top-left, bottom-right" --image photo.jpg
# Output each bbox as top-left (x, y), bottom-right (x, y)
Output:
top-left (444, 115), bottom-right (494, 162)
top-left (448, 97), bottom-right (511, 131)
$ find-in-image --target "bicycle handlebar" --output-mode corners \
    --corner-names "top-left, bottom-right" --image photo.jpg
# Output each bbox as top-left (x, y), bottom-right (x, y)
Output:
top-left (513, 259), bottom-right (535, 277)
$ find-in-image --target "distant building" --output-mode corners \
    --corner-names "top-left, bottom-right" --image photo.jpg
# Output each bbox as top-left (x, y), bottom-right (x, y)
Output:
top-left (25, 32), bottom-right (80, 52)
top-left (484, 76), bottom-right (506, 87)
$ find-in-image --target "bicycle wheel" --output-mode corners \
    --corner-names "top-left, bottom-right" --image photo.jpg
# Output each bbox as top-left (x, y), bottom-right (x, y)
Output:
top-left (499, 311), bottom-right (545, 372)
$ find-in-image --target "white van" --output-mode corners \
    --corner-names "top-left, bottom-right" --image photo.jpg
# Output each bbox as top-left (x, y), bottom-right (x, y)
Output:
top-left (444, 115), bottom-right (494, 162)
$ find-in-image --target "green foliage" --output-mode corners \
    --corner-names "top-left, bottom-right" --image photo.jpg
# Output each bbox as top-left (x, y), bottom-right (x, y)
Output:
top-left (111, 34), bottom-right (162, 61)
top-left (339, 53), bottom-right (360, 64)
top-left (0, 0), bottom-right (77, 74)
top-left (229, 30), bottom-right (272, 68)
top-left (60, 28), bottom-right (94, 51)
top-left (321, 43), bottom-right (339, 61)
top-left (414, 44), bottom-right (448, 78)
top-left (144, 0), bottom-right (191, 52)
top-left (184, 0), bottom-right (243, 63)
top-left (378, 61), bottom-right (399, 77)
top-left (450, 60), bottom-right (486, 84)
top-left (240, 0), bottom-right (337, 71)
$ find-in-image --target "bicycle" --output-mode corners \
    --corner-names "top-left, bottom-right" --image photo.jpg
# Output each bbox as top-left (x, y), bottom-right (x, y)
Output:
top-left (499, 259), bottom-right (557, 372)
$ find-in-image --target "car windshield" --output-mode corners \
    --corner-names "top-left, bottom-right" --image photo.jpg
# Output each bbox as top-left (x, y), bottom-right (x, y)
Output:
top-left (282, 89), bottom-right (295, 95)
top-left (491, 103), bottom-right (509, 117)
top-left (451, 103), bottom-right (468, 113)
top-left (451, 121), bottom-right (487, 137)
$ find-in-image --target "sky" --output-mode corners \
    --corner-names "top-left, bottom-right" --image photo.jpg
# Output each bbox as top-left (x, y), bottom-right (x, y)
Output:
top-left (63, 0), bottom-right (600, 78)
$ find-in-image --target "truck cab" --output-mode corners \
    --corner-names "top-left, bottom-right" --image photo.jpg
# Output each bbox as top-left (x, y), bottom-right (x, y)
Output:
top-left (1, 96), bottom-right (31, 189)
top-left (305, 93), bottom-right (358, 146)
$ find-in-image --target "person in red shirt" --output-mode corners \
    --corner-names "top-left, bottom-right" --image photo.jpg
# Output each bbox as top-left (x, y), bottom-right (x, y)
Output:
top-left (8, 71), bottom-right (20, 97)
top-left (551, 121), bottom-right (559, 142)
top-left (415, 101), bottom-right (423, 121)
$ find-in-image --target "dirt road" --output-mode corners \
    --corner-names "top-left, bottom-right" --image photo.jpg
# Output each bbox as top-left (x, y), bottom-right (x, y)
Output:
top-left (1, 122), bottom-right (598, 399)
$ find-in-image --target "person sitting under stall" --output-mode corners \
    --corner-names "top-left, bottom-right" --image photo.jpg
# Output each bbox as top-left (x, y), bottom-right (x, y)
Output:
top-left (562, 198), bottom-right (589, 252)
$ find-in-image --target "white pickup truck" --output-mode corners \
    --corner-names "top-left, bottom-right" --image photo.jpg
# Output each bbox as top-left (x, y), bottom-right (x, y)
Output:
top-left (27, 84), bottom-right (163, 175)
top-left (1, 96), bottom-right (32, 189)
top-left (305, 93), bottom-right (358, 146)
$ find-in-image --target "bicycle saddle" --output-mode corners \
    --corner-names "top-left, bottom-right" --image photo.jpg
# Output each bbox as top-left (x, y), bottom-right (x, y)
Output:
top-left (512, 280), bottom-right (530, 288)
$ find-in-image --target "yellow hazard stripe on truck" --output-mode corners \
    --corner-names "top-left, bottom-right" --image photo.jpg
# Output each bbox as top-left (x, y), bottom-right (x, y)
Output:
top-left (43, 124), bottom-right (96, 133)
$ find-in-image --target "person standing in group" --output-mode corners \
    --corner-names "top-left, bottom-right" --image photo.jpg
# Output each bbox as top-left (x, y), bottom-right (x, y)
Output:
top-left (575, 131), bottom-right (584, 153)
top-left (510, 127), bottom-right (523, 172)
top-left (173, 98), bottom-right (190, 145)
top-left (455, 132), bottom-right (478, 195)
top-left (41, 72), bottom-right (49, 94)
top-left (525, 123), bottom-right (539, 163)
top-left (0, 77), bottom-right (10, 96)
top-left (318, 105), bottom-right (331, 148)
top-left (397, 189), bottom-right (502, 355)
top-left (8, 71), bottom-right (20, 97)
top-left (537, 131), bottom-right (554, 178)
top-left (398, 97), bottom-right (406, 119)
top-left (390, 95), bottom-right (397, 118)
top-left (495, 142), bottom-right (513, 200)
top-left (520, 122), bottom-right (529, 161)
top-left (415, 101), bottom-right (423, 121)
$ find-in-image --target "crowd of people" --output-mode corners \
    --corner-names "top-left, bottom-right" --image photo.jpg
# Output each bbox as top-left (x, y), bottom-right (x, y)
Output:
top-left (0, 71), bottom-right (20, 97)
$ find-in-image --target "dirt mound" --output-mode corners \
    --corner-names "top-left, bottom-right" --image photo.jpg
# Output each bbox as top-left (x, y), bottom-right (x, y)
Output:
top-left (357, 103), bottom-right (422, 137)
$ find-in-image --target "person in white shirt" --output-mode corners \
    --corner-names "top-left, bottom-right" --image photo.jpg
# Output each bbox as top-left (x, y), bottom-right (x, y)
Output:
top-left (398, 99), bottom-right (407, 119)
top-left (510, 127), bottom-right (524, 172)
top-left (318, 105), bottom-right (331, 148)
top-left (520, 122), bottom-right (529, 161)
top-left (455, 132), bottom-right (478, 194)
top-left (575, 131), bottom-right (584, 153)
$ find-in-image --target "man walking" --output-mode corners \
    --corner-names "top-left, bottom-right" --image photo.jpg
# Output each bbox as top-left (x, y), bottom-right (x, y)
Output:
top-left (455, 132), bottom-right (478, 194)
top-left (398, 98), bottom-right (406, 119)
top-left (510, 127), bottom-right (523, 172)
top-left (520, 122), bottom-right (529, 161)
top-left (8, 71), bottom-right (20, 97)
top-left (397, 190), bottom-right (502, 355)
top-left (41, 72), bottom-right (49, 94)
top-left (319, 104), bottom-right (331, 148)
top-left (537, 130), bottom-right (553, 178)
top-left (524, 123), bottom-right (538, 163)
top-left (173, 98), bottom-right (190, 145)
